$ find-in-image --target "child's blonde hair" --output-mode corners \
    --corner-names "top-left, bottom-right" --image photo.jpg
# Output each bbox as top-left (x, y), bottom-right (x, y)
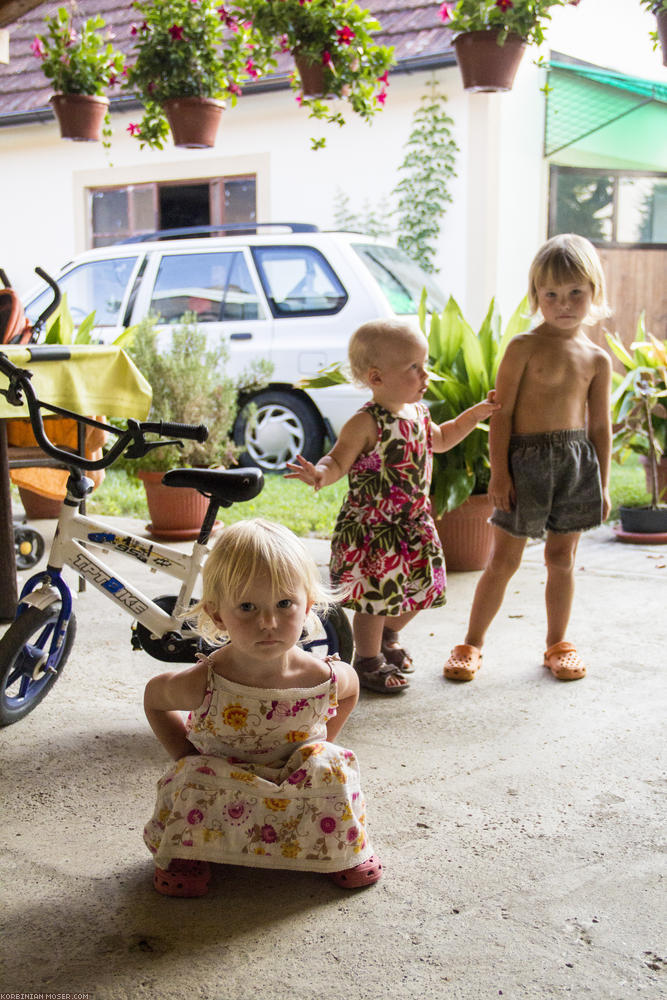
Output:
top-left (348, 319), bottom-right (427, 386)
top-left (196, 518), bottom-right (334, 643)
top-left (528, 233), bottom-right (610, 322)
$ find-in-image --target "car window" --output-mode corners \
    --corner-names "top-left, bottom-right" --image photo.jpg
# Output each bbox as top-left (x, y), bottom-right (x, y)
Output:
top-left (25, 257), bottom-right (137, 327)
top-left (351, 243), bottom-right (447, 315)
top-left (148, 251), bottom-right (264, 323)
top-left (251, 245), bottom-right (347, 317)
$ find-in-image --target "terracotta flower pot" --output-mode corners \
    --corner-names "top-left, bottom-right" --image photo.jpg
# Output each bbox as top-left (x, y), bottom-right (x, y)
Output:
top-left (49, 93), bottom-right (109, 142)
top-left (162, 97), bottom-right (225, 148)
top-left (18, 486), bottom-right (62, 520)
top-left (453, 30), bottom-right (526, 93)
top-left (432, 493), bottom-right (494, 572)
top-left (138, 469), bottom-right (208, 541)
top-left (294, 54), bottom-right (326, 98)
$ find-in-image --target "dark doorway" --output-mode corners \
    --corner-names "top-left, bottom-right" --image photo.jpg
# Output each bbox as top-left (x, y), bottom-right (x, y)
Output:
top-left (159, 184), bottom-right (210, 231)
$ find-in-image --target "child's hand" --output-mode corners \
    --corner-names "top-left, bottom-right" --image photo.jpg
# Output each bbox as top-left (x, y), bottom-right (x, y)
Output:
top-left (284, 454), bottom-right (325, 491)
top-left (489, 470), bottom-right (515, 512)
top-left (474, 390), bottom-right (501, 421)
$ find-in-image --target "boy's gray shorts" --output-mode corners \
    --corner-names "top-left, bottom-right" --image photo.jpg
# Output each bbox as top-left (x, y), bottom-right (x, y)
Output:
top-left (490, 429), bottom-right (603, 540)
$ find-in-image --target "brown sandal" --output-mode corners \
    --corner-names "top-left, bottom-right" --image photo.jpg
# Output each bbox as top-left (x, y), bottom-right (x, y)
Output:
top-left (381, 628), bottom-right (414, 673)
top-left (353, 653), bottom-right (409, 694)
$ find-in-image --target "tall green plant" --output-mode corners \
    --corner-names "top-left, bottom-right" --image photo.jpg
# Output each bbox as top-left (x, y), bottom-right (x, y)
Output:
top-left (393, 82), bottom-right (458, 273)
top-left (424, 293), bottom-right (531, 514)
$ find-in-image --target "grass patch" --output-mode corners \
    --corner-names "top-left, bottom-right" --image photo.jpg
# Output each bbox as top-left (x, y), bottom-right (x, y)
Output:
top-left (87, 469), bottom-right (347, 537)
top-left (81, 458), bottom-right (651, 533)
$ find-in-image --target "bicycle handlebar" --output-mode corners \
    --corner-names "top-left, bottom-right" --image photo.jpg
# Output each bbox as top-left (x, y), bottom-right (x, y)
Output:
top-left (0, 350), bottom-right (209, 472)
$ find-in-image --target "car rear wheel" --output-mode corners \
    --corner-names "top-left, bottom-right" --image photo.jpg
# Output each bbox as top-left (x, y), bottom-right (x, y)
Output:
top-left (233, 391), bottom-right (324, 472)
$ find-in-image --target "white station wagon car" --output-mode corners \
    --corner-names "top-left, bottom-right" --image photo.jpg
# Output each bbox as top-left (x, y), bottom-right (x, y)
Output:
top-left (24, 225), bottom-right (447, 471)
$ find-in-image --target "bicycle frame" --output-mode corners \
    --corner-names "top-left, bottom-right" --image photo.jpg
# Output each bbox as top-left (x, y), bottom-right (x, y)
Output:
top-left (19, 487), bottom-right (209, 643)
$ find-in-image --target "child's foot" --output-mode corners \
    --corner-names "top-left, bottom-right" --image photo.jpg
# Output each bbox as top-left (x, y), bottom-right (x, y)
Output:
top-left (381, 628), bottom-right (414, 673)
top-left (331, 854), bottom-right (383, 889)
top-left (153, 859), bottom-right (211, 897)
top-left (543, 641), bottom-right (586, 681)
top-left (353, 654), bottom-right (409, 693)
top-left (443, 644), bottom-right (482, 682)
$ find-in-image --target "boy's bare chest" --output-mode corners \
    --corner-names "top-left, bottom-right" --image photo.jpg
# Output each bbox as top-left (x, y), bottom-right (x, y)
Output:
top-left (524, 343), bottom-right (594, 391)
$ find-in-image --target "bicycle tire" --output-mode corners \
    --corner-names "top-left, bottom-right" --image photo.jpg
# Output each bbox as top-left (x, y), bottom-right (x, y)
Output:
top-left (0, 605), bottom-right (76, 726)
top-left (302, 604), bottom-right (354, 663)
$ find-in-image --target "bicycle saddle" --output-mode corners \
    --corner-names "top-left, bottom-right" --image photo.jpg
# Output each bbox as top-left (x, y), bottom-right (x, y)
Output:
top-left (162, 466), bottom-right (264, 505)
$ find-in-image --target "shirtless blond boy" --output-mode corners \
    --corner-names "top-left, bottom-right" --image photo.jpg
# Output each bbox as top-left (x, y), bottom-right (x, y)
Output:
top-left (444, 234), bottom-right (612, 683)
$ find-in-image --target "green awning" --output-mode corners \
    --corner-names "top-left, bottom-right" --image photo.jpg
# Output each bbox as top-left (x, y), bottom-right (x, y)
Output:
top-left (545, 57), bottom-right (667, 169)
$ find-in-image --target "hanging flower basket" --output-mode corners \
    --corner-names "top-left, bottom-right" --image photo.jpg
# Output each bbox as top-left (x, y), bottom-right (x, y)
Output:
top-left (49, 93), bottom-right (109, 141)
top-left (162, 97), bottom-right (225, 149)
top-left (453, 30), bottom-right (526, 92)
top-left (293, 54), bottom-right (326, 99)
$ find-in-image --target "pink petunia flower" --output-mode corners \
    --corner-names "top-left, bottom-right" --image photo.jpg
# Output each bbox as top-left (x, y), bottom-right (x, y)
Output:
top-left (322, 50), bottom-right (333, 67)
top-left (377, 70), bottom-right (389, 86)
top-left (168, 23), bottom-right (184, 40)
top-left (127, 123), bottom-right (141, 135)
top-left (31, 37), bottom-right (45, 59)
top-left (245, 58), bottom-right (259, 78)
top-left (376, 89), bottom-right (387, 106)
top-left (439, 2), bottom-right (456, 22)
top-left (336, 25), bottom-right (355, 46)
top-left (495, 0), bottom-right (514, 11)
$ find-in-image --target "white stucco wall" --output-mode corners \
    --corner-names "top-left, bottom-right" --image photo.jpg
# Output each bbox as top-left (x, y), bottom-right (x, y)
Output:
top-left (1, 0), bottom-right (664, 328)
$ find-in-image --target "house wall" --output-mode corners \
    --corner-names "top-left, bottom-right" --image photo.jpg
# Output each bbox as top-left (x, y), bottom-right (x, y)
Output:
top-left (0, 61), bottom-right (548, 333)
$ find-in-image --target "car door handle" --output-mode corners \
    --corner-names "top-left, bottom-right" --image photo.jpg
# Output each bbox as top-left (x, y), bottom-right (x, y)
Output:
top-left (230, 332), bottom-right (253, 340)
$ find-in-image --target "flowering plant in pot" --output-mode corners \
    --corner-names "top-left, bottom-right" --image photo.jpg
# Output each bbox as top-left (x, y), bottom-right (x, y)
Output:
top-left (124, 0), bottom-right (274, 150)
top-left (606, 316), bottom-right (667, 535)
top-left (31, 4), bottom-right (125, 142)
top-left (237, 0), bottom-right (394, 145)
top-left (438, 0), bottom-right (578, 91)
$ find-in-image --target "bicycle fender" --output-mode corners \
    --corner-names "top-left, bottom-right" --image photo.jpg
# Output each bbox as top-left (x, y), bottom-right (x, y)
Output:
top-left (18, 585), bottom-right (62, 613)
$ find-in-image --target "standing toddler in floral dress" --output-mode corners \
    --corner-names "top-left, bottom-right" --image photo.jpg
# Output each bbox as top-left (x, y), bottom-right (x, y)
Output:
top-left (286, 319), bottom-right (499, 694)
top-left (143, 518), bottom-right (381, 896)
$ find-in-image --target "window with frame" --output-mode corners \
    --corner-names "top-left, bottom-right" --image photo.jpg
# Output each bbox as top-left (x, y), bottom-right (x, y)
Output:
top-left (90, 176), bottom-right (256, 246)
top-left (549, 166), bottom-right (667, 247)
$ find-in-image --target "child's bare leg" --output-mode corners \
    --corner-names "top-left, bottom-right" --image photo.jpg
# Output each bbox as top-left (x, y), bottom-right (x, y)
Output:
top-left (381, 608), bottom-right (420, 672)
top-left (464, 527), bottom-right (527, 648)
top-left (353, 612), bottom-right (407, 689)
top-left (444, 528), bottom-right (525, 681)
top-left (543, 531), bottom-right (580, 648)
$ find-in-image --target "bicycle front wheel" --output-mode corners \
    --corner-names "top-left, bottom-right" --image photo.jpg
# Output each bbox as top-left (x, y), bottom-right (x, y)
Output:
top-left (0, 606), bottom-right (76, 726)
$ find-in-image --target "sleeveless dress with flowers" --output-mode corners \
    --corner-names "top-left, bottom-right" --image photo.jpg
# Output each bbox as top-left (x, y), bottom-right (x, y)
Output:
top-left (330, 401), bottom-right (447, 616)
top-left (144, 657), bottom-right (374, 873)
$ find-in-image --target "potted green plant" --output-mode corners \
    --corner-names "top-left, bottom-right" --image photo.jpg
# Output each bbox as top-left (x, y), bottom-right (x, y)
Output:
top-left (31, 4), bottom-right (125, 142)
top-left (124, 0), bottom-right (273, 150)
top-left (422, 293), bottom-right (531, 569)
top-left (606, 316), bottom-right (667, 537)
top-left (122, 314), bottom-right (269, 539)
top-left (237, 0), bottom-right (394, 147)
top-left (439, 0), bottom-right (578, 92)
top-left (639, 1), bottom-right (667, 66)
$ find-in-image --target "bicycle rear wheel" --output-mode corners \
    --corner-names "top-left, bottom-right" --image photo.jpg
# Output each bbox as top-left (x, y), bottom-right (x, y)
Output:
top-left (301, 604), bottom-right (353, 663)
top-left (0, 605), bottom-right (76, 726)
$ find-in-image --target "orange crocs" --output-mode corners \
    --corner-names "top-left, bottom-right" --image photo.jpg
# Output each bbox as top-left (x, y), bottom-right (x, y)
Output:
top-left (443, 644), bottom-right (482, 682)
top-left (543, 641), bottom-right (586, 681)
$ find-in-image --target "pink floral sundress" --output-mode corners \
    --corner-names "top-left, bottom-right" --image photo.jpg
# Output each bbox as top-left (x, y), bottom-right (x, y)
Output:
top-left (143, 657), bottom-right (373, 873)
top-left (330, 401), bottom-right (447, 616)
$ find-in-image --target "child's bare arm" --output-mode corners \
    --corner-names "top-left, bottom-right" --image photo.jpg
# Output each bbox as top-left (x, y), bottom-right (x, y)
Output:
top-left (587, 350), bottom-right (613, 519)
top-left (144, 662), bottom-right (208, 760)
top-left (488, 339), bottom-right (529, 510)
top-left (285, 411), bottom-right (376, 490)
top-left (326, 660), bottom-right (359, 742)
top-left (431, 391), bottom-right (500, 454)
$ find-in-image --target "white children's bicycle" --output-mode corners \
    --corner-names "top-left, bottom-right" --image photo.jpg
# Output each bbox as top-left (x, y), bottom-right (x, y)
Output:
top-left (0, 350), bottom-right (353, 727)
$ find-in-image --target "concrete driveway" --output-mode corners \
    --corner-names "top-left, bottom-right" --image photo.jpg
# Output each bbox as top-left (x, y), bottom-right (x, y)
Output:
top-left (1, 520), bottom-right (665, 999)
